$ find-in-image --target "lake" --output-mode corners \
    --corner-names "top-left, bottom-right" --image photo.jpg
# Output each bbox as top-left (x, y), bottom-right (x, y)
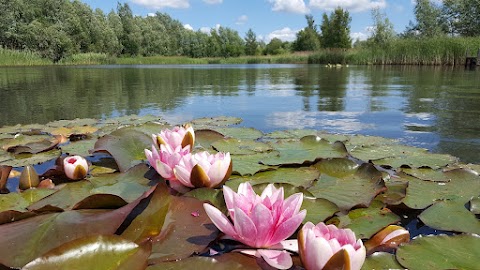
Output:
top-left (1, 64), bottom-right (479, 164)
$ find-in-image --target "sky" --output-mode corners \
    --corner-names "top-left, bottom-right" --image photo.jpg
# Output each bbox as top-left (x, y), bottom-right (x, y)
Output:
top-left (80, 0), bottom-right (417, 43)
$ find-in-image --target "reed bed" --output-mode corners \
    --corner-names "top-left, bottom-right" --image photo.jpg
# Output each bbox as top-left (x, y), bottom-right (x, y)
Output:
top-left (58, 53), bottom-right (116, 65)
top-left (0, 47), bottom-right (50, 66)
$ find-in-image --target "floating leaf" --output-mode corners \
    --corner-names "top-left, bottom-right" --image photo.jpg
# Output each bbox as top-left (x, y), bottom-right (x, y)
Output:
top-left (265, 129), bottom-right (318, 139)
top-left (190, 116), bottom-right (242, 127)
top-left (212, 138), bottom-right (273, 155)
top-left (302, 197), bottom-right (339, 224)
top-left (46, 118), bottom-right (98, 128)
top-left (261, 137), bottom-right (348, 166)
top-left (309, 163), bottom-right (386, 211)
top-left (0, 149), bottom-right (61, 167)
top-left (334, 201), bottom-right (400, 239)
top-left (376, 180), bottom-right (408, 206)
top-left (470, 196), bottom-right (480, 215)
top-left (419, 200), bottom-right (480, 234)
top-left (396, 234), bottom-right (480, 270)
top-left (93, 128), bottom-right (152, 172)
top-left (195, 129), bottom-right (225, 150)
top-left (362, 252), bottom-right (404, 270)
top-left (212, 127), bottom-right (263, 140)
top-left (47, 126), bottom-right (98, 137)
top-left (28, 181), bottom-right (94, 211)
top-left (60, 139), bottom-right (97, 156)
top-left (147, 253), bottom-right (261, 270)
top-left (1, 135), bottom-right (52, 151)
top-left (22, 235), bottom-right (151, 270)
top-left (314, 158), bottom-right (359, 178)
top-left (401, 168), bottom-right (480, 209)
top-left (231, 152), bottom-right (277, 176)
top-left (401, 168), bottom-right (451, 182)
top-left (226, 167), bottom-right (319, 191)
top-left (185, 188), bottom-right (226, 213)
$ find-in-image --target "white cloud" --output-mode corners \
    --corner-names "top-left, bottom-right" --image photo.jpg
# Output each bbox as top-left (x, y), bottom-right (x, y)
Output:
top-left (147, 13), bottom-right (156, 17)
top-left (309, 0), bottom-right (386, 13)
top-left (200, 24), bottom-right (221, 34)
top-left (351, 26), bottom-right (374, 42)
top-left (130, 0), bottom-right (189, 9)
top-left (266, 27), bottom-right (299, 42)
top-left (269, 0), bottom-right (310, 14)
top-left (236, 15), bottom-right (248, 25)
top-left (203, 0), bottom-right (223, 4)
top-left (184, 24), bottom-right (194, 31)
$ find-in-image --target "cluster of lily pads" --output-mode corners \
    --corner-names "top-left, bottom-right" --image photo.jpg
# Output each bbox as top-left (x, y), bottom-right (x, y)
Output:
top-left (0, 115), bottom-right (478, 269)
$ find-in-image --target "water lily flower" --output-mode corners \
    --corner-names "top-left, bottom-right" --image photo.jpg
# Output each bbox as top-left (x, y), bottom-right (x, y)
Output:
top-left (203, 182), bottom-right (306, 269)
top-left (174, 151), bottom-right (232, 189)
top-left (299, 222), bottom-right (366, 270)
top-left (144, 144), bottom-right (189, 181)
top-left (153, 124), bottom-right (195, 151)
top-left (63, 155), bottom-right (89, 180)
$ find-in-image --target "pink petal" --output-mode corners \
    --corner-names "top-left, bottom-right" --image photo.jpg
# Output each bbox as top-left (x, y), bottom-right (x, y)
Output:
top-left (173, 165), bottom-right (194, 187)
top-left (271, 239), bottom-right (299, 253)
top-left (251, 203), bottom-right (274, 247)
top-left (203, 203), bottom-right (237, 237)
top-left (304, 230), bottom-right (333, 270)
top-left (222, 185), bottom-right (236, 219)
top-left (257, 249), bottom-right (293, 270)
top-left (233, 206), bottom-right (257, 247)
top-left (268, 209), bottom-right (306, 245)
top-left (281, 193), bottom-right (303, 219)
top-left (207, 159), bottom-right (229, 186)
top-left (343, 244), bottom-right (366, 270)
top-left (156, 160), bottom-right (174, 180)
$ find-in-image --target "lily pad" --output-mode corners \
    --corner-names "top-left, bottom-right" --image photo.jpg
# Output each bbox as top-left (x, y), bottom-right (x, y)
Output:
top-left (401, 168), bottom-right (480, 209)
top-left (212, 138), bottom-right (273, 155)
top-left (265, 129), bottom-right (318, 139)
top-left (0, 149), bottom-right (61, 167)
top-left (309, 163), bottom-right (386, 211)
top-left (226, 167), bottom-right (320, 191)
top-left (313, 158), bottom-right (359, 178)
top-left (148, 253), bottom-right (261, 270)
top-left (231, 152), bottom-right (277, 176)
top-left (93, 128), bottom-right (152, 172)
top-left (22, 235), bottom-right (151, 270)
top-left (212, 127), bottom-right (263, 140)
top-left (401, 168), bottom-right (451, 182)
top-left (185, 188), bottom-right (226, 213)
top-left (470, 196), bottom-right (480, 215)
top-left (47, 126), bottom-right (98, 137)
top-left (396, 234), bottom-right (480, 270)
top-left (191, 116), bottom-right (243, 127)
top-left (419, 200), bottom-right (480, 234)
top-left (362, 252), bottom-right (404, 270)
top-left (1, 135), bottom-right (52, 151)
top-left (376, 180), bottom-right (408, 206)
top-left (60, 139), bottom-right (97, 156)
top-left (302, 197), bottom-right (339, 224)
top-left (261, 136), bottom-right (348, 166)
top-left (334, 200), bottom-right (401, 239)
top-left (195, 129), bottom-right (225, 150)
top-left (46, 118), bottom-right (99, 128)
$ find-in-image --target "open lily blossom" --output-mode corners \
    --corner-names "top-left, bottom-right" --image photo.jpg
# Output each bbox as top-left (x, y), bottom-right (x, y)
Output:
top-left (63, 155), bottom-right (89, 180)
top-left (153, 124), bottom-right (195, 151)
top-left (174, 151), bottom-right (232, 189)
top-left (203, 182), bottom-right (306, 269)
top-left (144, 144), bottom-right (190, 181)
top-left (299, 222), bottom-right (366, 270)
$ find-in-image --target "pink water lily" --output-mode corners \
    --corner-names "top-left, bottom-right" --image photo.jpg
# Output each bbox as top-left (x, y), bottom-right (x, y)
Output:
top-left (63, 155), bottom-right (88, 180)
top-left (144, 144), bottom-right (190, 181)
top-left (153, 124), bottom-right (195, 151)
top-left (174, 151), bottom-right (232, 189)
top-left (203, 182), bottom-right (306, 269)
top-left (299, 222), bottom-right (366, 270)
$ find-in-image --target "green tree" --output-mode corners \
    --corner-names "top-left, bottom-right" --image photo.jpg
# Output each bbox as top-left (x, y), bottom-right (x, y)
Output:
top-left (293, 15), bottom-right (321, 51)
top-left (410, 0), bottom-right (446, 37)
top-left (368, 8), bottom-right (395, 47)
top-left (320, 8), bottom-right (352, 49)
top-left (264, 38), bottom-right (285, 55)
top-left (117, 3), bottom-right (141, 55)
top-left (244, 29), bottom-right (258, 56)
top-left (443, 0), bottom-right (480, 37)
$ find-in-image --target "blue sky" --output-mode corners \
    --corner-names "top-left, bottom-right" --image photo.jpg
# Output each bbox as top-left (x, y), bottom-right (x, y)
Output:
top-left (81, 0), bottom-right (416, 42)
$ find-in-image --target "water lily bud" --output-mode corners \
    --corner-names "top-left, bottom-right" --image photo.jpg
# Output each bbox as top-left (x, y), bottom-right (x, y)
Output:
top-left (154, 124), bottom-right (195, 151)
top-left (19, 165), bottom-right (40, 190)
top-left (38, 179), bottom-right (55, 189)
top-left (63, 155), bottom-right (89, 180)
top-left (364, 225), bottom-right (410, 255)
top-left (299, 222), bottom-right (366, 270)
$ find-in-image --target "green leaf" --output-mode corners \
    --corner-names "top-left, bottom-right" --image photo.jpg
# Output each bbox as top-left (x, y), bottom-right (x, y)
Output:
top-left (362, 252), bottom-right (404, 270)
top-left (22, 235), bottom-right (151, 270)
top-left (93, 128), bottom-right (152, 172)
top-left (195, 129), bottom-right (225, 150)
top-left (147, 253), bottom-right (261, 270)
top-left (0, 149), bottom-right (61, 167)
top-left (212, 138), bottom-right (273, 155)
top-left (190, 116), bottom-right (243, 127)
top-left (231, 152), bottom-right (277, 176)
top-left (184, 188), bottom-right (226, 213)
top-left (212, 127), bottom-right (263, 140)
top-left (302, 197), bottom-right (339, 224)
top-left (308, 163), bottom-right (386, 211)
top-left (419, 200), bottom-right (480, 234)
top-left (60, 139), bottom-right (97, 156)
top-left (396, 234), bottom-right (480, 270)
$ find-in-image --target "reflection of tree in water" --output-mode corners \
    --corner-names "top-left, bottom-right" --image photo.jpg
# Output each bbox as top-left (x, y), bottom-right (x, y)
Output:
top-left (316, 68), bottom-right (349, 112)
top-left (0, 67), bottom-right (245, 126)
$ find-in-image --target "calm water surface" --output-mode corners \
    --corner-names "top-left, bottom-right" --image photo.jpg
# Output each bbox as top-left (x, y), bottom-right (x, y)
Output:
top-left (1, 64), bottom-right (479, 163)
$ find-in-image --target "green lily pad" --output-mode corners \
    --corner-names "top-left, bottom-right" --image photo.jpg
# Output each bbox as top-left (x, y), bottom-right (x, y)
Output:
top-left (309, 163), bottom-right (386, 211)
top-left (401, 168), bottom-right (452, 182)
top-left (226, 167), bottom-right (320, 191)
top-left (314, 158), bottom-right (359, 178)
top-left (396, 234), bottom-right (480, 270)
top-left (103, 114), bottom-right (164, 126)
top-left (190, 116), bottom-right (243, 127)
top-left (60, 139), bottom-right (97, 156)
top-left (148, 253), bottom-right (261, 270)
top-left (22, 235), bottom-right (151, 270)
top-left (231, 152), bottom-right (277, 176)
top-left (28, 181), bottom-right (94, 211)
top-left (212, 138), bottom-right (273, 155)
top-left (0, 193), bottom-right (30, 212)
top-left (401, 168), bottom-right (480, 209)
top-left (184, 188), bottom-right (226, 213)
top-left (265, 129), bottom-right (318, 139)
top-left (346, 135), bottom-right (398, 148)
top-left (470, 196), bottom-right (480, 215)
top-left (1, 134), bottom-right (52, 150)
top-left (419, 200), bottom-right (480, 234)
top-left (373, 152), bottom-right (457, 169)
top-left (212, 127), bottom-right (263, 140)
top-left (46, 118), bottom-right (99, 128)
top-left (333, 200), bottom-right (401, 239)
top-left (302, 197), bottom-right (339, 224)
top-left (46, 126), bottom-right (98, 137)
top-left (376, 179), bottom-right (408, 206)
top-left (0, 149), bottom-right (61, 167)
top-left (93, 128), bottom-right (152, 172)
top-left (195, 129), bottom-right (225, 150)
top-left (362, 252), bottom-right (404, 270)
top-left (261, 136), bottom-right (348, 166)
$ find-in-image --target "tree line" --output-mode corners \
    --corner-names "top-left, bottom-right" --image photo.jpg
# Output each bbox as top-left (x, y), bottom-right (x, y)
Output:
top-left (0, 0), bottom-right (479, 62)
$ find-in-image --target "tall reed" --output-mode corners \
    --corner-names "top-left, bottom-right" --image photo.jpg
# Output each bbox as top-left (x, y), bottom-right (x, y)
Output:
top-left (0, 47), bottom-right (50, 66)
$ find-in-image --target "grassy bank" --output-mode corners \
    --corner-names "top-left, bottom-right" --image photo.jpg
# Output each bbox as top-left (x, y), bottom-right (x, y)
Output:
top-left (309, 37), bottom-right (480, 65)
top-left (0, 47), bottom-right (50, 66)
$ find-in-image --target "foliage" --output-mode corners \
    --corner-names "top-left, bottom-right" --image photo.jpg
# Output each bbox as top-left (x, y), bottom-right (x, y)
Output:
top-left (368, 8), bottom-right (396, 48)
top-left (293, 15), bottom-right (321, 51)
top-left (442, 0), bottom-right (480, 37)
top-left (320, 8), bottom-right (352, 49)
top-left (244, 29), bottom-right (258, 56)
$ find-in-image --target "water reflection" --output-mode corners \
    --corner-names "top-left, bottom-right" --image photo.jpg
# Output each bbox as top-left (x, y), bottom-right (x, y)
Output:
top-left (1, 65), bottom-right (479, 163)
